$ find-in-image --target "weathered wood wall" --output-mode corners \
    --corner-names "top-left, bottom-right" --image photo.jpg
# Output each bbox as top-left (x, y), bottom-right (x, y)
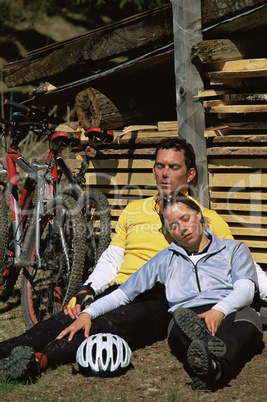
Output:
top-left (197, 58), bottom-right (267, 268)
top-left (2, 2), bottom-right (267, 270)
top-left (68, 121), bottom-right (178, 233)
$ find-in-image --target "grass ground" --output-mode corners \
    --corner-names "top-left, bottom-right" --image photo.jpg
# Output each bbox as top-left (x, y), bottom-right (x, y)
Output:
top-left (0, 282), bottom-right (266, 401)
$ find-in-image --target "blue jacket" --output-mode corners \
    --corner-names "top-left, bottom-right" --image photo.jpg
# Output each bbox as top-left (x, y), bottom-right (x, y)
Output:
top-left (121, 229), bottom-right (258, 313)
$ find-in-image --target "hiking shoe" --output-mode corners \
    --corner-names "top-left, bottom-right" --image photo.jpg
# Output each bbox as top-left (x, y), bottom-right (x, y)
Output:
top-left (173, 308), bottom-right (226, 358)
top-left (187, 339), bottom-right (221, 390)
top-left (0, 346), bottom-right (37, 382)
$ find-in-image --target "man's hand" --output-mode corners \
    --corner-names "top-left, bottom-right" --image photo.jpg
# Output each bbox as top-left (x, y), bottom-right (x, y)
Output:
top-left (57, 313), bottom-right (92, 341)
top-left (198, 309), bottom-right (224, 336)
top-left (64, 289), bottom-right (94, 319)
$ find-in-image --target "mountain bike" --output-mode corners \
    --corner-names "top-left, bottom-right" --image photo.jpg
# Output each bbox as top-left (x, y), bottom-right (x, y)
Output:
top-left (52, 125), bottom-right (113, 279)
top-left (0, 101), bottom-right (88, 328)
top-left (0, 100), bottom-right (112, 328)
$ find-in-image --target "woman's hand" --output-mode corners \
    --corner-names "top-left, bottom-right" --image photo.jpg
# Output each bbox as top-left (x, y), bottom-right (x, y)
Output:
top-left (198, 309), bottom-right (224, 336)
top-left (56, 313), bottom-right (92, 341)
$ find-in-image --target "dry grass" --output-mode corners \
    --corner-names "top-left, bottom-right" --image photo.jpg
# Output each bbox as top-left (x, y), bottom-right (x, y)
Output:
top-left (0, 282), bottom-right (266, 401)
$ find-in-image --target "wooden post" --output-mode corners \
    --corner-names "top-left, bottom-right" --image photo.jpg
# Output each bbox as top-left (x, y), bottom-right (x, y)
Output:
top-left (171, 0), bottom-right (209, 207)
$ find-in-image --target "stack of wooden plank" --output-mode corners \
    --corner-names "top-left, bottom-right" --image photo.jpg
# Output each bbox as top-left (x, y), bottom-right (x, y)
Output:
top-left (198, 58), bottom-right (267, 268)
top-left (68, 121), bottom-right (178, 233)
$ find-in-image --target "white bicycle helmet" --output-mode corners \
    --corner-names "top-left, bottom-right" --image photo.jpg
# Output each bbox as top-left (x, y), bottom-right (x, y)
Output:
top-left (76, 333), bottom-right (132, 375)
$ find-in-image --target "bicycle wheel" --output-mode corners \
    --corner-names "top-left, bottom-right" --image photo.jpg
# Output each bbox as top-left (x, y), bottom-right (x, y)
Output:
top-left (0, 188), bottom-right (13, 301)
top-left (79, 189), bottom-right (111, 278)
top-left (21, 194), bottom-right (86, 329)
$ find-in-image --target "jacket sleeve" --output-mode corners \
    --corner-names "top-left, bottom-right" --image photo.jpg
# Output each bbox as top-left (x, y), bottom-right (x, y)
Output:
top-left (212, 278), bottom-right (255, 317)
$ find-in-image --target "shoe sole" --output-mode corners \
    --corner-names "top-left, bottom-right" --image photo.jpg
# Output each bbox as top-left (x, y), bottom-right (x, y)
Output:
top-left (0, 346), bottom-right (35, 382)
top-left (173, 308), bottom-right (226, 358)
top-left (191, 375), bottom-right (207, 390)
top-left (187, 339), bottom-right (211, 376)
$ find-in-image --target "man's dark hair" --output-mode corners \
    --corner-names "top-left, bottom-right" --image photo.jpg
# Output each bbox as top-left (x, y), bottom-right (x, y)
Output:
top-left (154, 137), bottom-right (197, 173)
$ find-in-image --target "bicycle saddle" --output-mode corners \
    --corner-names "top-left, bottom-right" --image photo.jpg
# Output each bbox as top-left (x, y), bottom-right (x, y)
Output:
top-left (84, 127), bottom-right (114, 144)
top-left (51, 131), bottom-right (80, 147)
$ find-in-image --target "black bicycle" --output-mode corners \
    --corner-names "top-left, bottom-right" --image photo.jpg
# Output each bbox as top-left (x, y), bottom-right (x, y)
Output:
top-left (0, 100), bottom-right (112, 328)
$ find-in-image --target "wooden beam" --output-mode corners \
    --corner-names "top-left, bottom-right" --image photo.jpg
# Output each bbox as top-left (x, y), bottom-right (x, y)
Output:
top-left (219, 214), bottom-right (267, 225)
top-left (210, 202), bottom-right (267, 212)
top-left (210, 190), bottom-right (267, 201)
top-left (230, 226), bottom-right (267, 236)
top-left (23, 46), bottom-right (175, 107)
top-left (202, 1), bottom-right (267, 37)
top-left (171, 0), bottom-right (209, 207)
top-left (3, 1), bottom-right (266, 89)
top-left (204, 101), bottom-right (267, 114)
top-left (208, 136), bottom-right (267, 144)
top-left (208, 158), bottom-right (267, 170)
top-left (2, 5), bottom-right (173, 88)
top-left (207, 148), bottom-right (267, 156)
top-left (209, 172), bottom-right (267, 187)
top-left (205, 121), bottom-right (267, 131)
top-left (207, 69), bottom-right (267, 79)
top-left (201, 0), bottom-right (266, 28)
top-left (191, 38), bottom-right (267, 64)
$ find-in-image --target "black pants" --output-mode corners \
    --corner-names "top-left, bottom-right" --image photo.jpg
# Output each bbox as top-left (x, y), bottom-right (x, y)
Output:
top-left (168, 304), bottom-right (264, 387)
top-left (0, 285), bottom-right (172, 367)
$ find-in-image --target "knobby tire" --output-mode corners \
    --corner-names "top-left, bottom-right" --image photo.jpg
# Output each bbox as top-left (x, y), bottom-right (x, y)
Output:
top-left (0, 189), bottom-right (14, 301)
top-left (21, 194), bottom-right (86, 329)
top-left (79, 189), bottom-right (111, 279)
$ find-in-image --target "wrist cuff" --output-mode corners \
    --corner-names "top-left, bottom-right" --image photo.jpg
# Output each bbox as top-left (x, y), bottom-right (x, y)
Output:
top-left (78, 284), bottom-right (95, 297)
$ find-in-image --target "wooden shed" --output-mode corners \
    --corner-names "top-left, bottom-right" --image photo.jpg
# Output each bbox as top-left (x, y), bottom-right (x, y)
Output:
top-left (2, 1), bottom-right (267, 275)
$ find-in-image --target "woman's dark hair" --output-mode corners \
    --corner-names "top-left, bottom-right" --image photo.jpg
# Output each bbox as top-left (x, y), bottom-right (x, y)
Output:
top-left (156, 191), bottom-right (204, 226)
top-left (154, 138), bottom-right (197, 173)
top-left (161, 192), bottom-right (202, 216)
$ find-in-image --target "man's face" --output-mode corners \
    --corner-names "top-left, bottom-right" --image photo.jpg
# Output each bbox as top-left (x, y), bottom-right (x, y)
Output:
top-left (153, 148), bottom-right (196, 197)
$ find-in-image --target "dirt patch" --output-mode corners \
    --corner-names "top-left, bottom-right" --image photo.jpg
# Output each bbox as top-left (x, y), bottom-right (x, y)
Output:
top-left (0, 289), bottom-right (266, 401)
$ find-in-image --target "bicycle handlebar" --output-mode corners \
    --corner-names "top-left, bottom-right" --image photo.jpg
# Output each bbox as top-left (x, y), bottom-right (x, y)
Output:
top-left (3, 101), bottom-right (114, 144)
top-left (17, 120), bottom-right (58, 132)
top-left (4, 99), bottom-right (61, 124)
top-left (2, 99), bottom-right (59, 137)
top-left (4, 99), bottom-right (31, 115)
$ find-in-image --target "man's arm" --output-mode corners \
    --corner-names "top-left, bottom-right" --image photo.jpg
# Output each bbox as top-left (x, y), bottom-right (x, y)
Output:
top-left (64, 245), bottom-right (124, 318)
top-left (83, 245), bottom-right (125, 295)
top-left (255, 262), bottom-right (267, 301)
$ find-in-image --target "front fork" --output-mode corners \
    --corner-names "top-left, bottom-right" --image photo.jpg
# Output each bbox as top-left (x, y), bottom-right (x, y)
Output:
top-left (35, 179), bottom-right (71, 274)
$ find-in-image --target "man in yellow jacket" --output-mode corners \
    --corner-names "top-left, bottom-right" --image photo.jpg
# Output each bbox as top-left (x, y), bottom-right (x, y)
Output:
top-left (73, 137), bottom-right (265, 301)
top-left (0, 137), bottom-right (265, 382)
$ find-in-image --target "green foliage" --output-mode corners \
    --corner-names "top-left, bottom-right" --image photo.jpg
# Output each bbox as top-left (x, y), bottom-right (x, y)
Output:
top-left (1, 0), bottom-right (168, 27)
top-left (96, 0), bottom-right (167, 13)
top-left (0, 1), bottom-right (10, 28)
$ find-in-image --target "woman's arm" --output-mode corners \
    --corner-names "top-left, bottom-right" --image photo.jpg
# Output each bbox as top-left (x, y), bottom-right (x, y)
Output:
top-left (199, 278), bottom-right (255, 336)
top-left (57, 313), bottom-right (92, 341)
top-left (57, 250), bottom-right (169, 341)
top-left (57, 288), bottom-right (130, 341)
top-left (212, 278), bottom-right (255, 317)
top-left (83, 288), bottom-right (130, 319)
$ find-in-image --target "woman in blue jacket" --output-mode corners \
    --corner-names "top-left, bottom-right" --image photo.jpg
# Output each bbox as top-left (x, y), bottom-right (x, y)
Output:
top-left (0, 192), bottom-right (264, 390)
top-left (59, 191), bottom-right (263, 390)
